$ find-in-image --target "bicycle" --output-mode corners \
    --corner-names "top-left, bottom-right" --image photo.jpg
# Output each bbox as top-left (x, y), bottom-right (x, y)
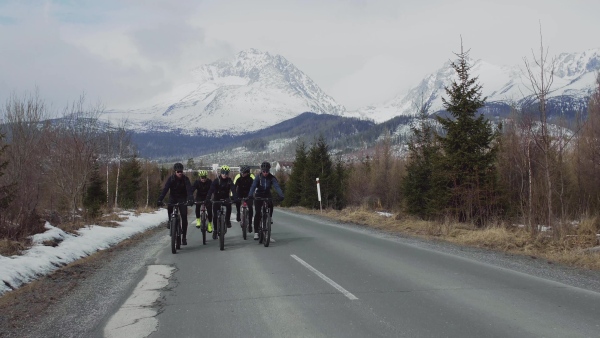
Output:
top-left (239, 198), bottom-right (250, 240)
top-left (253, 197), bottom-right (272, 247)
top-left (194, 201), bottom-right (209, 245)
top-left (166, 201), bottom-right (187, 254)
top-left (212, 199), bottom-right (231, 251)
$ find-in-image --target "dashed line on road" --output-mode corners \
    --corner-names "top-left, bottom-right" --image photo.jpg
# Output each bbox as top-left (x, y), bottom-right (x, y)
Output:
top-left (291, 254), bottom-right (358, 300)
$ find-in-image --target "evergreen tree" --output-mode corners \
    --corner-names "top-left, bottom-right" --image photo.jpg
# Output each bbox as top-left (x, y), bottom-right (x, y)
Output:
top-left (435, 43), bottom-right (501, 224)
top-left (330, 158), bottom-right (348, 210)
top-left (283, 141), bottom-right (307, 207)
top-left (83, 161), bottom-right (106, 219)
top-left (302, 136), bottom-right (333, 209)
top-left (118, 154), bottom-right (142, 209)
top-left (402, 108), bottom-right (445, 218)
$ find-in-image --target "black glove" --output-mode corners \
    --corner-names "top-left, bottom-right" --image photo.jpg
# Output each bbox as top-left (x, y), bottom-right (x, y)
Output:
top-left (187, 199), bottom-right (194, 207)
top-left (157, 200), bottom-right (164, 207)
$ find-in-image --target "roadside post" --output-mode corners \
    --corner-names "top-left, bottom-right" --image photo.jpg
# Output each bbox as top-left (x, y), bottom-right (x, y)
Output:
top-left (316, 177), bottom-right (322, 212)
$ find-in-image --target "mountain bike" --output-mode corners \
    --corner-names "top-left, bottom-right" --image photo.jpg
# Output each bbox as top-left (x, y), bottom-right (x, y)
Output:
top-left (166, 201), bottom-right (187, 254)
top-left (195, 201), bottom-right (209, 245)
top-left (254, 197), bottom-right (272, 247)
top-left (240, 198), bottom-right (250, 240)
top-left (212, 199), bottom-right (230, 251)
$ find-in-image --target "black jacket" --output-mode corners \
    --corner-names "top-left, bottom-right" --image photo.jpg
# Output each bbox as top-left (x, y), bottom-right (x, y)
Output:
top-left (158, 174), bottom-right (193, 203)
top-left (192, 178), bottom-right (212, 201)
top-left (206, 176), bottom-right (237, 201)
top-left (233, 173), bottom-right (255, 198)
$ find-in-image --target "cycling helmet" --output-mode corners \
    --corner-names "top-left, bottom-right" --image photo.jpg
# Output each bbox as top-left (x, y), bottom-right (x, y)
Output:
top-left (260, 161), bottom-right (271, 172)
top-left (198, 170), bottom-right (208, 177)
top-left (220, 165), bottom-right (230, 175)
top-left (173, 163), bottom-right (184, 171)
top-left (240, 165), bottom-right (250, 174)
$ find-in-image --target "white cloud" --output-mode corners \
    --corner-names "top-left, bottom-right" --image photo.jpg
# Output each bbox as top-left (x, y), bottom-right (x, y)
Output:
top-left (0, 0), bottom-right (598, 112)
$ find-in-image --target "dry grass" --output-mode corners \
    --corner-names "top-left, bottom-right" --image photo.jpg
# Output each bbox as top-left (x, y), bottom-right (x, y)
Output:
top-left (0, 239), bottom-right (29, 256)
top-left (289, 206), bottom-right (600, 271)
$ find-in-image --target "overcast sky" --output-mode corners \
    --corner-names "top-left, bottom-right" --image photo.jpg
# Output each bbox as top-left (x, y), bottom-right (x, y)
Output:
top-left (0, 0), bottom-right (598, 112)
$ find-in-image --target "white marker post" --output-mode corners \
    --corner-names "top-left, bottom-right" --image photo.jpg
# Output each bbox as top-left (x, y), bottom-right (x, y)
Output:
top-left (316, 177), bottom-right (322, 212)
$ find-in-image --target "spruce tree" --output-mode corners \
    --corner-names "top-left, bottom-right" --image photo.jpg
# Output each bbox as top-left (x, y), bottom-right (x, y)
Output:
top-left (302, 136), bottom-right (333, 209)
top-left (83, 161), bottom-right (106, 219)
top-left (402, 109), bottom-right (444, 218)
top-left (118, 154), bottom-right (142, 209)
top-left (435, 43), bottom-right (501, 224)
top-left (283, 141), bottom-right (307, 207)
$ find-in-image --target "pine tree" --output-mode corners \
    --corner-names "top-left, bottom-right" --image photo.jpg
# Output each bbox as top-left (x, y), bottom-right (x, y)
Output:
top-left (118, 154), bottom-right (142, 209)
top-left (435, 42), bottom-right (501, 225)
top-left (283, 141), bottom-right (307, 207)
top-left (83, 161), bottom-right (106, 219)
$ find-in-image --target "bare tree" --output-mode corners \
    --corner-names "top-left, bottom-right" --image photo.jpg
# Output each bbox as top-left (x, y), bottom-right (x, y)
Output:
top-left (522, 24), bottom-right (558, 235)
top-left (0, 90), bottom-right (49, 235)
top-left (44, 95), bottom-right (104, 219)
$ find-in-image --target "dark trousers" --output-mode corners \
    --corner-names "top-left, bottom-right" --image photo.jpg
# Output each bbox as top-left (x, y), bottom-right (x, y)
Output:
top-left (212, 201), bottom-right (232, 225)
top-left (235, 199), bottom-right (254, 223)
top-left (167, 203), bottom-right (189, 238)
top-left (195, 201), bottom-right (213, 221)
top-left (253, 200), bottom-right (274, 228)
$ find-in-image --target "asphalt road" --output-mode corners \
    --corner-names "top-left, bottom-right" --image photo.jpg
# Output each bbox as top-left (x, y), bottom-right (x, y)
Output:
top-left (104, 209), bottom-right (600, 338)
top-left (12, 208), bottom-right (600, 337)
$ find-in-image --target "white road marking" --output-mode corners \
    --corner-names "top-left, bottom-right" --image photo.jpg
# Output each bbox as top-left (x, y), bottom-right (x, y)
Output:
top-left (291, 254), bottom-right (358, 300)
top-left (104, 265), bottom-right (175, 338)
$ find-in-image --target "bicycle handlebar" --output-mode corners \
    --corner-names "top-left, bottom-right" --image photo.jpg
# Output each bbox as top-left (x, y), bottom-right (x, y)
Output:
top-left (166, 201), bottom-right (188, 207)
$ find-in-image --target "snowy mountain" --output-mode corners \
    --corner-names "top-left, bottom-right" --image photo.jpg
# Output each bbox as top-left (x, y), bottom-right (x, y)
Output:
top-left (101, 49), bottom-right (346, 135)
top-left (352, 48), bottom-right (600, 123)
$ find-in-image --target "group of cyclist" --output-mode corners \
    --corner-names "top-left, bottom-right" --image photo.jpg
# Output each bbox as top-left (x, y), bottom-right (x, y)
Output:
top-left (157, 161), bottom-right (284, 245)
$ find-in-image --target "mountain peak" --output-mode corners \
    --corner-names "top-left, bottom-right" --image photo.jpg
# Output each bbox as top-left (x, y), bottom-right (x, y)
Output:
top-left (102, 49), bottom-right (346, 135)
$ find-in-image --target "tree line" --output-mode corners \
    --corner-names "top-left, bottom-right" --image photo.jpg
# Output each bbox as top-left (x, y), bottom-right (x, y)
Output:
top-left (280, 41), bottom-right (600, 239)
top-left (0, 92), bottom-right (165, 243)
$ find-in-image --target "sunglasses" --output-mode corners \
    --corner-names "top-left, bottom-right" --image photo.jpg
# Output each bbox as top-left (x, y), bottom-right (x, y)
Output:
top-left (262, 170), bottom-right (269, 173)
top-left (200, 176), bottom-right (207, 179)
top-left (176, 171), bottom-right (183, 174)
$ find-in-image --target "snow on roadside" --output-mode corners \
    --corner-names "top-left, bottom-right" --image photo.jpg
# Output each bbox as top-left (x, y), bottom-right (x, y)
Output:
top-left (0, 211), bottom-right (165, 297)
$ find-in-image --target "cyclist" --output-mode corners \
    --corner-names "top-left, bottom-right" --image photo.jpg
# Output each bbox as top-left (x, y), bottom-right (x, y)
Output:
top-left (233, 165), bottom-right (255, 232)
top-left (206, 165), bottom-right (237, 229)
top-left (192, 169), bottom-right (213, 233)
top-left (247, 161), bottom-right (284, 240)
top-left (157, 162), bottom-right (194, 245)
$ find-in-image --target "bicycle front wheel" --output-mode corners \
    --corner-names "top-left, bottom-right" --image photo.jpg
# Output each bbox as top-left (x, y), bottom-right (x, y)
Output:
top-left (201, 212), bottom-right (207, 245)
top-left (242, 208), bottom-right (248, 240)
top-left (264, 213), bottom-right (271, 247)
top-left (219, 215), bottom-right (225, 251)
top-left (170, 217), bottom-right (177, 254)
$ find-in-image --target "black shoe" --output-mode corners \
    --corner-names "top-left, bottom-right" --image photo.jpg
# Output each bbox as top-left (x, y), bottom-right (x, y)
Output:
top-left (182, 238), bottom-right (187, 245)
top-left (226, 220), bottom-right (232, 228)
top-left (248, 225), bottom-right (253, 233)
top-left (236, 213), bottom-right (241, 222)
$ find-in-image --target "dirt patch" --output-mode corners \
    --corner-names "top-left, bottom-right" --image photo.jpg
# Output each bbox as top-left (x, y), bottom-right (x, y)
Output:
top-left (0, 226), bottom-right (164, 338)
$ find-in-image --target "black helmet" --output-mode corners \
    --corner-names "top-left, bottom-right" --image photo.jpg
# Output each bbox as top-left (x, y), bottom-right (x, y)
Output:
top-left (173, 163), bottom-right (184, 171)
top-left (260, 161), bottom-right (271, 172)
top-left (240, 165), bottom-right (250, 174)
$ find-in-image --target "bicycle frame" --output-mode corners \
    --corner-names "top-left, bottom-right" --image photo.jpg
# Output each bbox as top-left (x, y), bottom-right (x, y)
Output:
top-left (212, 199), bottom-right (230, 251)
top-left (166, 201), bottom-right (187, 254)
top-left (253, 197), bottom-right (272, 247)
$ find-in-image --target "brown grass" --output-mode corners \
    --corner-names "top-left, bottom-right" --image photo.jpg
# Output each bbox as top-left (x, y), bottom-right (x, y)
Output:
top-left (289, 207), bottom-right (600, 271)
top-left (0, 239), bottom-right (29, 256)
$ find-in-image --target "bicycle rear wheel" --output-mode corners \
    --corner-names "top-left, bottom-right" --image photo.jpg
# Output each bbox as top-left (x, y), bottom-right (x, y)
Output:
top-left (242, 208), bottom-right (248, 240)
top-left (219, 214), bottom-right (225, 251)
top-left (263, 212), bottom-right (271, 247)
top-left (170, 217), bottom-right (177, 254)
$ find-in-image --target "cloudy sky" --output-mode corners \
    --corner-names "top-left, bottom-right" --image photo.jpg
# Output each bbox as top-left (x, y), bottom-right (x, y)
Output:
top-left (0, 0), bottom-right (598, 112)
